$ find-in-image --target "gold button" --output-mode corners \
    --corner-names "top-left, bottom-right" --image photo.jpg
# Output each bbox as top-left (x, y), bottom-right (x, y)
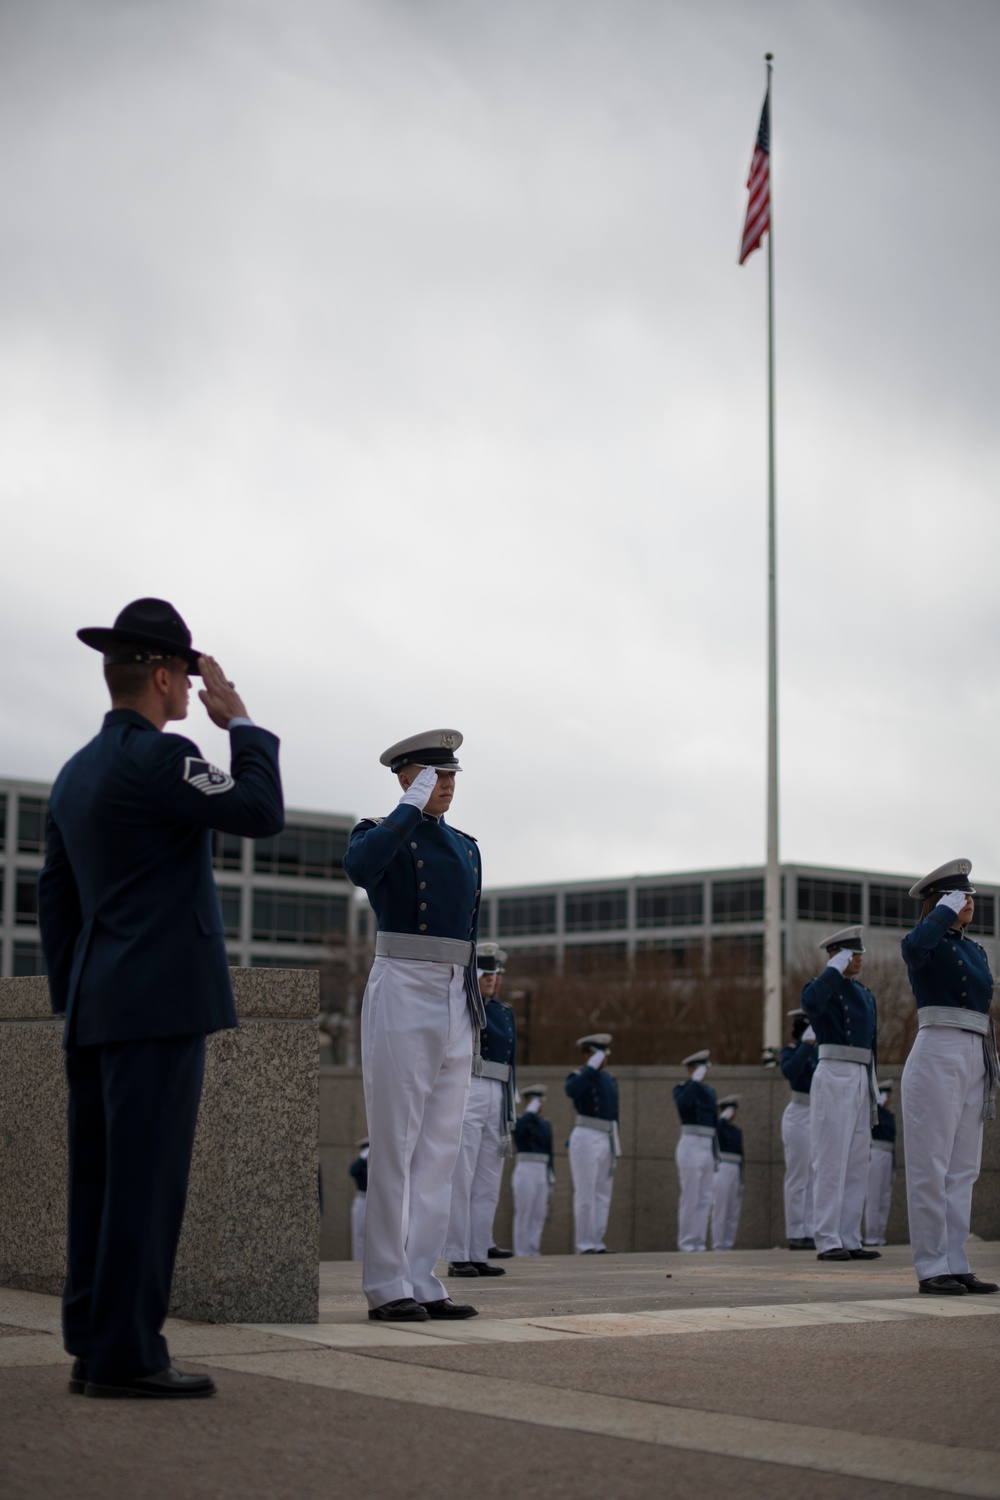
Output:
top-left (417, 860), bottom-right (424, 868)
top-left (419, 881), bottom-right (427, 890)
top-left (410, 842), bottom-right (418, 850)
top-left (419, 923), bottom-right (427, 932)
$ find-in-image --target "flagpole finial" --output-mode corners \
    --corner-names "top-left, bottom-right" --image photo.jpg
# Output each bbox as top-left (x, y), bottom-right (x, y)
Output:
top-left (765, 51), bottom-right (773, 62)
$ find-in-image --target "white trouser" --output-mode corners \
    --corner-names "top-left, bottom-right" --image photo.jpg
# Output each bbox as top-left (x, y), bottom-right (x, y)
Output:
top-left (444, 1075), bottom-right (506, 1262)
top-left (568, 1125), bottom-right (615, 1252)
top-left (360, 957), bottom-right (472, 1308)
top-left (901, 1026), bottom-right (985, 1281)
top-left (863, 1148), bottom-right (893, 1245)
top-left (810, 1060), bottom-right (871, 1253)
top-left (675, 1133), bottom-right (716, 1252)
top-left (512, 1159), bottom-right (549, 1256)
top-left (350, 1192), bottom-right (367, 1262)
top-left (781, 1099), bottom-right (814, 1240)
top-left (709, 1161), bottom-right (743, 1250)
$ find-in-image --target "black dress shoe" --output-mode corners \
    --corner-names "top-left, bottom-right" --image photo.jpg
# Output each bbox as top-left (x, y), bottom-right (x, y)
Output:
top-left (69, 1358), bottom-right (87, 1395)
top-left (952, 1273), bottom-right (1000, 1293)
top-left (849, 1248), bottom-right (882, 1259)
top-left (919, 1275), bottom-right (968, 1295)
top-left (487, 1246), bottom-right (513, 1258)
top-left (368, 1298), bottom-right (430, 1321)
top-left (470, 1261), bottom-right (506, 1277)
top-left (447, 1262), bottom-right (480, 1278)
top-left (420, 1298), bottom-right (478, 1320)
top-left (787, 1238), bottom-right (813, 1250)
top-left (85, 1366), bottom-right (216, 1399)
top-left (817, 1248), bottom-right (851, 1261)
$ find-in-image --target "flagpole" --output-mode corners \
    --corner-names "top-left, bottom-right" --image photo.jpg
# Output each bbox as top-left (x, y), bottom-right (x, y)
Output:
top-left (762, 51), bottom-right (782, 1055)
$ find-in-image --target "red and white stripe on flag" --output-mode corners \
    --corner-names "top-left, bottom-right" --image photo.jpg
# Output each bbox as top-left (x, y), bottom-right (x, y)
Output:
top-left (739, 92), bottom-right (770, 265)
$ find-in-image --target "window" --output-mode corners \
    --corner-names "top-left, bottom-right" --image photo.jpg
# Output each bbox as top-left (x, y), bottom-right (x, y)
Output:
top-left (15, 873), bottom-right (38, 925)
top-left (868, 883), bottom-right (919, 929)
top-left (213, 831), bottom-right (244, 871)
top-left (218, 886), bottom-right (242, 939)
top-left (969, 894), bottom-right (996, 937)
top-left (477, 897), bottom-right (493, 937)
top-left (635, 939), bottom-right (700, 974)
top-left (497, 894), bottom-right (557, 937)
top-left (563, 942), bottom-right (628, 975)
top-left (636, 883), bottom-right (703, 928)
top-left (502, 946), bottom-right (558, 977)
top-left (253, 824), bottom-right (349, 879)
top-left (251, 891), bottom-right (347, 944)
top-left (796, 877), bottom-right (862, 926)
top-left (711, 933), bottom-right (764, 972)
top-left (564, 889), bottom-right (627, 933)
top-left (0, 792), bottom-right (6, 849)
top-left (13, 941), bottom-right (47, 977)
top-left (712, 878), bottom-right (764, 924)
top-left (17, 796), bottom-right (48, 854)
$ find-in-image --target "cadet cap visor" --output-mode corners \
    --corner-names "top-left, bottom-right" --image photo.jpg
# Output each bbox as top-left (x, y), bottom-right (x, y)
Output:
top-left (355, 1137), bottom-right (369, 1150)
top-left (717, 1095), bottom-right (739, 1109)
top-left (786, 1008), bottom-right (806, 1019)
top-left (522, 1085), bottom-right (547, 1099)
top-left (576, 1033), bottom-right (612, 1050)
top-left (681, 1049), bottom-right (711, 1067)
top-left (819, 925), bottom-right (866, 954)
top-left (78, 597), bottom-right (204, 674)
top-left (380, 729), bottom-right (463, 775)
top-left (908, 858), bottom-right (975, 901)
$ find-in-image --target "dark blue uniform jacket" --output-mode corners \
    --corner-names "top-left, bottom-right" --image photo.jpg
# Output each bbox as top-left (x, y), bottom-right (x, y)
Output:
top-left (349, 1155), bottom-right (369, 1193)
top-left (780, 1040), bottom-right (819, 1095)
top-left (514, 1111), bottom-right (554, 1164)
top-left (900, 906), bottom-right (993, 1014)
top-left (672, 1078), bottom-right (718, 1127)
top-left (801, 968), bottom-right (878, 1065)
top-left (872, 1104), bottom-right (896, 1145)
top-left (343, 804), bottom-right (481, 942)
top-left (565, 1064), bottom-right (618, 1120)
top-left (717, 1118), bottom-right (743, 1159)
top-left (38, 710), bottom-right (283, 1046)
top-left (482, 997), bottom-right (517, 1069)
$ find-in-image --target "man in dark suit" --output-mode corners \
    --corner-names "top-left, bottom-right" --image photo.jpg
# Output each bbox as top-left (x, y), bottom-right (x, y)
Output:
top-left (38, 598), bottom-right (283, 1399)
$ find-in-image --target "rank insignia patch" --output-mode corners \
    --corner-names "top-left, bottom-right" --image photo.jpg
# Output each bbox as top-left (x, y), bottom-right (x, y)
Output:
top-left (183, 758), bottom-right (235, 796)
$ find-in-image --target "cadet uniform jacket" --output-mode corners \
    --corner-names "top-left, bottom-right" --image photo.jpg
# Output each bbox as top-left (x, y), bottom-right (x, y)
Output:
top-left (482, 997), bottom-right (517, 1069)
top-left (349, 1155), bottom-right (369, 1193)
top-left (801, 969), bottom-right (878, 1064)
top-left (342, 805), bottom-right (481, 942)
top-left (780, 1040), bottom-right (819, 1094)
top-left (901, 907), bottom-right (994, 1015)
top-left (872, 1104), bottom-right (896, 1146)
top-left (565, 1066), bottom-right (619, 1120)
top-left (514, 1112), bottom-right (554, 1165)
top-left (38, 709), bottom-right (283, 1046)
top-left (672, 1078), bottom-right (718, 1128)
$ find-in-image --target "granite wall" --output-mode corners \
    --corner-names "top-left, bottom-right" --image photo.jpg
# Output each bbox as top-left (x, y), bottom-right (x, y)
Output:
top-left (319, 1061), bottom-right (1000, 1259)
top-left (0, 969), bottom-right (320, 1323)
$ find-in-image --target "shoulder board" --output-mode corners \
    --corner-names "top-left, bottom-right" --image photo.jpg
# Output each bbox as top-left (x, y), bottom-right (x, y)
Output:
top-left (449, 825), bottom-right (478, 843)
top-left (355, 817), bottom-right (386, 829)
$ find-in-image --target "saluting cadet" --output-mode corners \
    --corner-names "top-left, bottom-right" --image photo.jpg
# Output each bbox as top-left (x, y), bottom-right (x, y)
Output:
top-left (348, 1137), bottom-right (369, 1262)
top-left (900, 859), bottom-right (999, 1296)
top-left (343, 730), bottom-right (484, 1323)
top-left (38, 598), bottom-right (284, 1398)
top-left (565, 1033), bottom-right (620, 1253)
top-left (780, 1009), bottom-right (818, 1249)
top-left (709, 1095), bottom-right (744, 1251)
top-left (512, 1085), bottom-right (554, 1257)
top-left (673, 1049), bottom-right (717, 1252)
top-left (446, 943), bottom-right (516, 1278)
top-left (862, 1085), bottom-right (895, 1248)
top-left (801, 926), bottom-right (881, 1263)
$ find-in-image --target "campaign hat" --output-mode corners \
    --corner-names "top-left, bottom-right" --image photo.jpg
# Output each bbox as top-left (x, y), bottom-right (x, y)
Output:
top-left (78, 598), bottom-right (203, 674)
top-left (818, 925), bottom-right (866, 954)
top-left (681, 1049), bottom-right (711, 1067)
top-left (908, 858), bottom-right (975, 901)
top-left (380, 729), bottom-right (463, 774)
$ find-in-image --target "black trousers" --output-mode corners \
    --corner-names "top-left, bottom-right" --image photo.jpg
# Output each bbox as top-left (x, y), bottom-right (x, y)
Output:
top-left (62, 1034), bottom-right (206, 1383)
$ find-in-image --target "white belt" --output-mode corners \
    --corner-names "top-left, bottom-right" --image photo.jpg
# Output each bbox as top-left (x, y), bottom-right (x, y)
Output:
top-left (871, 1139), bottom-right (894, 1154)
top-left (478, 1059), bottom-right (511, 1083)
top-left (516, 1152), bottom-right (550, 1164)
top-left (719, 1151), bottom-right (743, 1165)
top-left (917, 1006), bottom-right (989, 1035)
top-left (789, 1091), bottom-right (811, 1106)
top-left (375, 931), bottom-right (473, 966)
top-left (680, 1124), bottom-right (717, 1139)
top-left (574, 1114), bottom-right (622, 1160)
top-left (818, 1044), bottom-right (872, 1064)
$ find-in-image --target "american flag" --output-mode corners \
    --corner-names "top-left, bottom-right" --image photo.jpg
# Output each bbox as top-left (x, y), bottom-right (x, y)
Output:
top-left (739, 90), bottom-right (770, 265)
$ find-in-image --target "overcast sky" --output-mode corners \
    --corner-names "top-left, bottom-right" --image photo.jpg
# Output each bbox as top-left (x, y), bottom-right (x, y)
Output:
top-left (1, 0), bottom-right (998, 888)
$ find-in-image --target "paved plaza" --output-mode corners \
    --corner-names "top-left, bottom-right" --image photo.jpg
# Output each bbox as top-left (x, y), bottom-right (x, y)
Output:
top-left (3, 1244), bottom-right (999, 1499)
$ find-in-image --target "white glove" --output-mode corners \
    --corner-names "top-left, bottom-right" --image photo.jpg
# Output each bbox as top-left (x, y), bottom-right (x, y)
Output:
top-left (526, 1097), bottom-right (543, 1114)
top-left (827, 948), bottom-right (853, 975)
top-left (877, 1091), bottom-right (887, 1108)
top-left (587, 1049), bottom-right (607, 1071)
top-left (938, 890), bottom-right (968, 915)
top-left (398, 764), bottom-right (438, 811)
top-left (802, 1025), bottom-right (816, 1043)
top-left (691, 1063), bottom-right (708, 1083)
top-left (720, 1106), bottom-right (735, 1121)
top-left (360, 1148), bottom-right (369, 1161)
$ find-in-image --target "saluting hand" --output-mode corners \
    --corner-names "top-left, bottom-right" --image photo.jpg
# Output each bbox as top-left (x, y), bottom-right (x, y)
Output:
top-left (198, 655), bottom-right (249, 729)
top-left (398, 764), bottom-right (439, 811)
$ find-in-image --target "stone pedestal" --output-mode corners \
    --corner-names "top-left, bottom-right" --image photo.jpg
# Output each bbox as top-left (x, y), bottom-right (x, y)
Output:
top-left (0, 968), bottom-right (319, 1323)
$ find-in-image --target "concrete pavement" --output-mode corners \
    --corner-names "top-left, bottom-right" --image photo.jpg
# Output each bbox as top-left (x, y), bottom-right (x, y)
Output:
top-left (3, 1244), bottom-right (999, 1499)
